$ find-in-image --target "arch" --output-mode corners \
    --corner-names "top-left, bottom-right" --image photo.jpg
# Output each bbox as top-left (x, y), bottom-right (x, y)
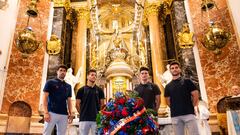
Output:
top-left (6, 101), bottom-right (32, 133)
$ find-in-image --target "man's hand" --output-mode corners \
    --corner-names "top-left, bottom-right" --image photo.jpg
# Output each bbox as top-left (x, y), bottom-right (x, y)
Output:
top-left (68, 114), bottom-right (74, 124)
top-left (44, 113), bottom-right (51, 122)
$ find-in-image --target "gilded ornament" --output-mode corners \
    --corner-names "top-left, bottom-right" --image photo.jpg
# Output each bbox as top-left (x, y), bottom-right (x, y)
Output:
top-left (201, 0), bottom-right (215, 11)
top-left (144, 3), bottom-right (160, 17)
top-left (112, 76), bottom-right (127, 94)
top-left (90, 43), bottom-right (97, 69)
top-left (177, 23), bottom-right (194, 48)
top-left (53, 0), bottom-right (65, 7)
top-left (108, 30), bottom-right (128, 62)
top-left (46, 34), bottom-right (61, 55)
top-left (217, 113), bottom-right (227, 135)
top-left (202, 22), bottom-right (231, 54)
top-left (16, 27), bottom-right (40, 56)
top-left (27, 0), bottom-right (38, 17)
top-left (64, 0), bottom-right (72, 21)
top-left (139, 41), bottom-right (147, 66)
top-left (142, 14), bottom-right (148, 26)
top-left (76, 8), bottom-right (90, 21)
top-left (161, 0), bottom-right (173, 16)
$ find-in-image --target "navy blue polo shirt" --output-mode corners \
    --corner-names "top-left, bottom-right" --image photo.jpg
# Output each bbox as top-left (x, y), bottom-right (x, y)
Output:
top-left (43, 78), bottom-right (72, 115)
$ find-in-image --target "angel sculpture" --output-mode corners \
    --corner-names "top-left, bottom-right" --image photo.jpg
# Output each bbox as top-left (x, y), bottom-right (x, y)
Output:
top-left (157, 64), bottom-right (172, 88)
top-left (64, 67), bottom-right (82, 99)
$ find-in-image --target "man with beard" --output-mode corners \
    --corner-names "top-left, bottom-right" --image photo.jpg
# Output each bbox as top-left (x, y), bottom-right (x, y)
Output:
top-left (42, 65), bottom-right (73, 135)
top-left (76, 69), bottom-right (105, 135)
top-left (164, 61), bottom-right (200, 135)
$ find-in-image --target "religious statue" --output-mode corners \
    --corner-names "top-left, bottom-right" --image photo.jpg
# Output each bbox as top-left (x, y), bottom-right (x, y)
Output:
top-left (90, 43), bottom-right (97, 69)
top-left (139, 41), bottom-right (147, 67)
top-left (157, 64), bottom-right (172, 87)
top-left (177, 23), bottom-right (194, 48)
top-left (46, 34), bottom-right (61, 55)
top-left (108, 29), bottom-right (128, 62)
top-left (64, 67), bottom-right (82, 100)
top-left (113, 30), bottom-right (122, 49)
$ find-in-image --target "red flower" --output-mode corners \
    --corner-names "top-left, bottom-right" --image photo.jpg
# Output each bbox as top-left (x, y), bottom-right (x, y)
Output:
top-left (101, 110), bottom-right (112, 117)
top-left (134, 98), bottom-right (144, 109)
top-left (121, 107), bottom-right (129, 117)
top-left (121, 126), bottom-right (127, 131)
top-left (142, 126), bottom-right (150, 135)
top-left (117, 97), bottom-right (126, 104)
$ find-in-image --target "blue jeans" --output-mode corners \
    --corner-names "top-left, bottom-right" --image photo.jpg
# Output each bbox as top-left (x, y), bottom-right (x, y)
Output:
top-left (79, 121), bottom-right (97, 135)
top-left (172, 114), bottom-right (200, 135)
top-left (43, 112), bottom-right (68, 135)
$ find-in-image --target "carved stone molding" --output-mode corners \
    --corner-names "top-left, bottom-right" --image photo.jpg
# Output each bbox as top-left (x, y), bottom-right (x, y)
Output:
top-left (76, 7), bottom-right (89, 21)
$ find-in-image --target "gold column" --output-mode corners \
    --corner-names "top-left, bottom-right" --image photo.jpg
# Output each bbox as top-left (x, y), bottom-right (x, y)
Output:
top-left (75, 8), bottom-right (89, 89)
top-left (145, 4), bottom-right (167, 107)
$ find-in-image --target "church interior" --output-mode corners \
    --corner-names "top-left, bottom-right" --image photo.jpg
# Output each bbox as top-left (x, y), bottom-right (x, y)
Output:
top-left (0, 0), bottom-right (240, 134)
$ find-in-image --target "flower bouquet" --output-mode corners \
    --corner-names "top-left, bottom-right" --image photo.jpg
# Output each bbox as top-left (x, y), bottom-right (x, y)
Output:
top-left (97, 91), bottom-right (159, 135)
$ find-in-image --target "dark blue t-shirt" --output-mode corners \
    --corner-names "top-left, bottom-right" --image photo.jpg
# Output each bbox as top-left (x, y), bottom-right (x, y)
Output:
top-left (76, 85), bottom-right (105, 121)
top-left (164, 77), bottom-right (197, 117)
top-left (43, 78), bottom-right (72, 115)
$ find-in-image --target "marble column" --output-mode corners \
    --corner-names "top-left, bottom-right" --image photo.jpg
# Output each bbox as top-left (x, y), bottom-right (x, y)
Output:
top-left (171, 0), bottom-right (199, 88)
top-left (145, 4), bottom-right (167, 107)
top-left (64, 19), bottom-right (73, 67)
top-left (74, 8), bottom-right (89, 89)
top-left (47, 7), bottom-right (67, 79)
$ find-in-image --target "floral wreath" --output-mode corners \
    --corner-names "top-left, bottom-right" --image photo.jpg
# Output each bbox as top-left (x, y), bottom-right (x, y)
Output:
top-left (97, 91), bottom-right (159, 135)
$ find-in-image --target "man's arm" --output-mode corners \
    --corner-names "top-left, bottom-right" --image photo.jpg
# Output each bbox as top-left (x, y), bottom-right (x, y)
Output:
top-left (100, 99), bottom-right (105, 110)
top-left (191, 90), bottom-right (199, 107)
top-left (43, 92), bottom-right (50, 122)
top-left (155, 95), bottom-right (160, 111)
top-left (67, 97), bottom-right (73, 123)
top-left (165, 97), bottom-right (170, 107)
top-left (76, 99), bottom-right (81, 114)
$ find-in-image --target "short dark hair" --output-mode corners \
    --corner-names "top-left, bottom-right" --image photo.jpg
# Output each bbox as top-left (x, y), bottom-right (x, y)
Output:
top-left (169, 61), bottom-right (180, 67)
top-left (87, 69), bottom-right (97, 75)
top-left (57, 65), bottom-right (68, 71)
top-left (140, 67), bottom-right (149, 72)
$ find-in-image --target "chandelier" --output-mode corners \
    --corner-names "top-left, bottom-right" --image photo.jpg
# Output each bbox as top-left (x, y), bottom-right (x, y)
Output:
top-left (16, 0), bottom-right (41, 57)
top-left (201, 0), bottom-right (231, 55)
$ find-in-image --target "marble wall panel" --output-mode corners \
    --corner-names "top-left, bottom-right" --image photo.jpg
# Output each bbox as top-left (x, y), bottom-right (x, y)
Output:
top-left (47, 7), bottom-right (66, 79)
top-left (0, 0), bottom-right (50, 114)
top-left (188, 0), bottom-right (240, 112)
top-left (171, 1), bottom-right (199, 88)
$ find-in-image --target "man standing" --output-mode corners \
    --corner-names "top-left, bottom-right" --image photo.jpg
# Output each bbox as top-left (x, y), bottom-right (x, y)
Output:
top-left (42, 65), bottom-right (73, 135)
top-left (134, 67), bottom-right (161, 112)
top-left (164, 61), bottom-right (199, 135)
top-left (76, 69), bottom-right (105, 135)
